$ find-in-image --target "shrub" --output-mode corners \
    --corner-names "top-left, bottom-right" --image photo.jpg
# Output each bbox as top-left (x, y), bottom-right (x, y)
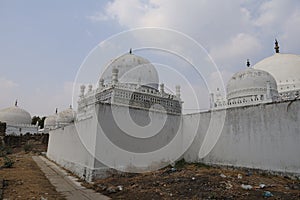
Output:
top-left (175, 159), bottom-right (187, 169)
top-left (2, 156), bottom-right (14, 168)
top-left (24, 143), bottom-right (33, 153)
top-left (0, 145), bottom-right (12, 157)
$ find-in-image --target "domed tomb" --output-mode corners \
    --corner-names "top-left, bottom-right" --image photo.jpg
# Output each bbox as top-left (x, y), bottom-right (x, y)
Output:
top-left (0, 102), bottom-right (32, 125)
top-left (227, 67), bottom-right (279, 105)
top-left (100, 51), bottom-right (159, 90)
top-left (253, 40), bottom-right (300, 94)
top-left (56, 106), bottom-right (76, 126)
top-left (44, 109), bottom-right (58, 129)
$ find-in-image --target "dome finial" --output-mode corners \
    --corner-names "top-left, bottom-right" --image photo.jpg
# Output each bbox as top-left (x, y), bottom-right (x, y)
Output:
top-left (246, 59), bottom-right (250, 67)
top-left (55, 108), bottom-right (58, 114)
top-left (129, 48), bottom-right (132, 54)
top-left (15, 99), bottom-right (18, 107)
top-left (274, 39), bottom-right (280, 53)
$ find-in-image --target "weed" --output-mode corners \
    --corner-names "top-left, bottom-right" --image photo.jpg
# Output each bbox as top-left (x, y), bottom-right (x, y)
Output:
top-left (24, 143), bottom-right (33, 153)
top-left (2, 156), bottom-right (14, 168)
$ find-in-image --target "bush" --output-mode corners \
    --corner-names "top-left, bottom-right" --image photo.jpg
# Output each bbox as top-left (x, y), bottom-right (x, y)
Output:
top-left (2, 156), bottom-right (14, 168)
top-left (175, 159), bottom-right (187, 169)
top-left (24, 143), bottom-right (33, 153)
top-left (0, 145), bottom-right (12, 157)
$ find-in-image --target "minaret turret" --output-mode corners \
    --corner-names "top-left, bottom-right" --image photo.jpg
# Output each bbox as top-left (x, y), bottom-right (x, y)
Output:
top-left (274, 39), bottom-right (280, 53)
top-left (80, 85), bottom-right (86, 97)
top-left (111, 68), bottom-right (119, 85)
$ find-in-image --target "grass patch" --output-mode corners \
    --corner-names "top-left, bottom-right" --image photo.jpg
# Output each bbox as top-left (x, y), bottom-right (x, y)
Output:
top-left (192, 162), bottom-right (211, 169)
top-left (0, 145), bottom-right (12, 157)
top-left (23, 143), bottom-right (33, 153)
top-left (174, 159), bottom-right (187, 169)
top-left (2, 156), bottom-right (14, 168)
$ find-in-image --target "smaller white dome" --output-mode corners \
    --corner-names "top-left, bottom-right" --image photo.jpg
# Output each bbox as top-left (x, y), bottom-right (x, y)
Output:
top-left (44, 114), bottom-right (58, 128)
top-left (227, 68), bottom-right (278, 101)
top-left (0, 106), bottom-right (32, 124)
top-left (57, 107), bottom-right (76, 125)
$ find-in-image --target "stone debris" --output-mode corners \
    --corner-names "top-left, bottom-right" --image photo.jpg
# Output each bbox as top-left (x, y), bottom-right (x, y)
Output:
top-left (241, 184), bottom-right (253, 190)
top-left (237, 174), bottom-right (242, 179)
top-left (259, 183), bottom-right (266, 189)
top-left (245, 170), bottom-right (252, 176)
top-left (170, 167), bottom-right (176, 172)
top-left (263, 191), bottom-right (273, 198)
top-left (97, 184), bottom-right (107, 191)
top-left (220, 173), bottom-right (227, 178)
top-left (106, 186), bottom-right (117, 194)
top-left (224, 181), bottom-right (233, 189)
top-left (117, 185), bottom-right (123, 191)
top-left (91, 163), bottom-right (300, 199)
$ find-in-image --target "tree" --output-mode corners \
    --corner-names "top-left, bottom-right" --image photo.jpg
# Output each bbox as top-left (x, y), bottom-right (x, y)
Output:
top-left (31, 116), bottom-right (46, 129)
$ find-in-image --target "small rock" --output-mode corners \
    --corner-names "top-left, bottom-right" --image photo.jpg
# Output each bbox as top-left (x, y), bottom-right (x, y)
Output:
top-left (263, 191), bottom-right (273, 198)
top-left (16, 180), bottom-right (23, 185)
top-left (225, 181), bottom-right (233, 189)
top-left (220, 173), bottom-right (226, 178)
top-left (106, 186), bottom-right (117, 193)
top-left (170, 167), bottom-right (176, 172)
top-left (97, 184), bottom-right (107, 190)
top-left (259, 184), bottom-right (266, 189)
top-left (246, 171), bottom-right (252, 176)
top-left (191, 177), bottom-right (195, 180)
top-left (241, 184), bottom-right (253, 190)
top-left (237, 174), bottom-right (242, 179)
top-left (117, 185), bottom-right (123, 191)
top-left (285, 186), bottom-right (290, 190)
top-left (291, 184), bottom-right (299, 190)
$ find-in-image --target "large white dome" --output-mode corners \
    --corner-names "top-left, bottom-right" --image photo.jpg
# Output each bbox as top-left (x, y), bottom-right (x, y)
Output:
top-left (0, 106), bottom-right (32, 125)
top-left (100, 52), bottom-right (159, 89)
top-left (253, 53), bottom-right (300, 93)
top-left (227, 68), bottom-right (278, 101)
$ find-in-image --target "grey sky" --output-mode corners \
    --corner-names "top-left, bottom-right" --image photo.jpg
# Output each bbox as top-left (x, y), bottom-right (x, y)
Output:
top-left (0, 0), bottom-right (299, 115)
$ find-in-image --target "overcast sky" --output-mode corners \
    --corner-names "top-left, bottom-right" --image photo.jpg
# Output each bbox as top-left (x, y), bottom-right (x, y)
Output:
top-left (1, 0), bottom-right (300, 116)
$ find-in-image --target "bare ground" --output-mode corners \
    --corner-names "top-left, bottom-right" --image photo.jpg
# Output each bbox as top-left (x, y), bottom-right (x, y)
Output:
top-left (1, 140), bottom-right (300, 200)
top-left (84, 161), bottom-right (300, 200)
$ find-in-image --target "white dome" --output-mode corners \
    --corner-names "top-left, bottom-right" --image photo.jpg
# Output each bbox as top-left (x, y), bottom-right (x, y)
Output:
top-left (0, 106), bottom-right (32, 125)
top-left (57, 107), bottom-right (76, 124)
top-left (227, 68), bottom-right (278, 100)
top-left (253, 53), bottom-right (300, 93)
top-left (101, 53), bottom-right (159, 89)
top-left (44, 114), bottom-right (58, 128)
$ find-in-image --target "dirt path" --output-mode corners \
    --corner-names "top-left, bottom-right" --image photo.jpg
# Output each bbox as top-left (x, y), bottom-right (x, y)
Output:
top-left (0, 152), bottom-right (65, 200)
top-left (33, 156), bottom-right (109, 200)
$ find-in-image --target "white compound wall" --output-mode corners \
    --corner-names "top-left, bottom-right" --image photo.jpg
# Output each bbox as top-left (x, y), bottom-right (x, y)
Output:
top-left (47, 100), bottom-right (300, 181)
top-left (184, 100), bottom-right (300, 175)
